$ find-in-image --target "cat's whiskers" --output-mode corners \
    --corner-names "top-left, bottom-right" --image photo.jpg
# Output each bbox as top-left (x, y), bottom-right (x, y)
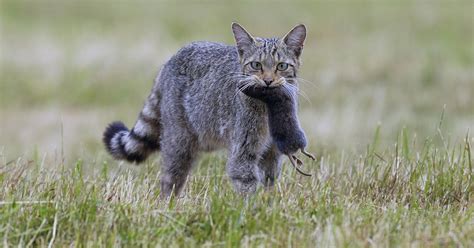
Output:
top-left (294, 77), bottom-right (321, 90)
top-left (272, 78), bottom-right (285, 88)
top-left (233, 80), bottom-right (257, 100)
top-left (284, 81), bottom-right (312, 105)
top-left (237, 82), bottom-right (252, 92)
top-left (213, 73), bottom-right (254, 101)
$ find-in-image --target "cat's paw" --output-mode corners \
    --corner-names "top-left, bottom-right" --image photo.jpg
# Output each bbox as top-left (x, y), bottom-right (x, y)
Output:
top-left (230, 176), bottom-right (258, 195)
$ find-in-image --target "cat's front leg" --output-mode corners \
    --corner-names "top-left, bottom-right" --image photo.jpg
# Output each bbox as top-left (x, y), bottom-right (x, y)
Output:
top-left (226, 144), bottom-right (260, 194)
top-left (256, 143), bottom-right (283, 188)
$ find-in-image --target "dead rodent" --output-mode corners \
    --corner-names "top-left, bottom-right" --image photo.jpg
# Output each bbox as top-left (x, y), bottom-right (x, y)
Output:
top-left (242, 85), bottom-right (315, 176)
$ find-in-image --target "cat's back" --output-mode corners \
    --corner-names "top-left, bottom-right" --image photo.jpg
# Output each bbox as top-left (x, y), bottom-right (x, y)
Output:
top-left (166, 41), bottom-right (239, 79)
top-left (156, 41), bottom-right (246, 149)
top-left (158, 40), bottom-right (241, 111)
top-left (157, 41), bottom-right (240, 110)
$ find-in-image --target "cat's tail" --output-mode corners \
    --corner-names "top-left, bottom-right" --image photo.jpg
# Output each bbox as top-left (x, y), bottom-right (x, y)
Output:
top-left (103, 91), bottom-right (161, 163)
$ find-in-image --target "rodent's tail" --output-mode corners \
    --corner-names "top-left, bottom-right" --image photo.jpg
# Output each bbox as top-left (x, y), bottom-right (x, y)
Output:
top-left (103, 91), bottom-right (161, 163)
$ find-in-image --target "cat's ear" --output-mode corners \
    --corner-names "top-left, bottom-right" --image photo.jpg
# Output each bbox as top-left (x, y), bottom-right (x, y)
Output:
top-left (282, 24), bottom-right (306, 57)
top-left (231, 22), bottom-right (255, 57)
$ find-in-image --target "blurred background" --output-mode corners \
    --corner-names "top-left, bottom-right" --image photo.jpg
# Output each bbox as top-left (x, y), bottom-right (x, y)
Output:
top-left (1, 0), bottom-right (473, 163)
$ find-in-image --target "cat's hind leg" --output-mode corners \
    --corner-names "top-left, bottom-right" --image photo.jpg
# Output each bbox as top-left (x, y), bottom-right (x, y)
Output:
top-left (159, 124), bottom-right (199, 198)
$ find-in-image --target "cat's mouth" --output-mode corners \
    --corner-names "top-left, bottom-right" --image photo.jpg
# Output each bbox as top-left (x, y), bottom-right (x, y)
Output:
top-left (253, 85), bottom-right (279, 91)
top-left (251, 85), bottom-right (274, 91)
top-left (247, 75), bottom-right (285, 88)
top-left (237, 76), bottom-right (287, 95)
top-left (261, 78), bottom-right (286, 88)
top-left (256, 82), bottom-right (284, 89)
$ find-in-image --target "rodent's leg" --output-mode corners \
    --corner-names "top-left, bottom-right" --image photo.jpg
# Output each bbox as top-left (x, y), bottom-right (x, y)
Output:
top-left (288, 155), bottom-right (312, 177)
top-left (256, 143), bottom-right (283, 188)
top-left (301, 149), bottom-right (316, 160)
top-left (160, 124), bottom-right (199, 199)
top-left (292, 155), bottom-right (303, 166)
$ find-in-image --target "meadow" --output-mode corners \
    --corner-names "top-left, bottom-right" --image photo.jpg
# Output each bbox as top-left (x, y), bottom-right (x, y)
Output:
top-left (1, 1), bottom-right (473, 247)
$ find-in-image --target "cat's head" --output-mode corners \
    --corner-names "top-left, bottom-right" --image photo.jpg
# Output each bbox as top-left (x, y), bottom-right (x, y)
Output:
top-left (231, 22), bottom-right (306, 89)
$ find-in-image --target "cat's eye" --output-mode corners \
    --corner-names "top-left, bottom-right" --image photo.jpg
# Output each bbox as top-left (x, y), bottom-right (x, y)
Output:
top-left (276, 63), bottom-right (289, 71)
top-left (249, 61), bottom-right (262, 70)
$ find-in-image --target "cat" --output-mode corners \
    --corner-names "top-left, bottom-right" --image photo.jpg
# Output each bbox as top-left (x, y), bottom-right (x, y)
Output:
top-left (103, 23), bottom-right (308, 197)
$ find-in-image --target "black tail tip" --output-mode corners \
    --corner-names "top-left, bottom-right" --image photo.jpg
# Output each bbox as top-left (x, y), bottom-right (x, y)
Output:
top-left (103, 121), bottom-right (128, 152)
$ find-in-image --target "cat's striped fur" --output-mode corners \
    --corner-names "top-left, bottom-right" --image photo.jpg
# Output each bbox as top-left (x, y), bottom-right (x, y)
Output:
top-left (103, 90), bottom-right (161, 163)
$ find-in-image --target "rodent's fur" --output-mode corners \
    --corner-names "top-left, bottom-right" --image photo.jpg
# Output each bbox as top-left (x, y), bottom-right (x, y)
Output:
top-left (242, 86), bottom-right (306, 155)
top-left (242, 86), bottom-right (315, 176)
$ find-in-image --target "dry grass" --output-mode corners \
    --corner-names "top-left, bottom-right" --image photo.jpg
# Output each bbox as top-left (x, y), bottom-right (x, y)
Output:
top-left (1, 0), bottom-right (473, 246)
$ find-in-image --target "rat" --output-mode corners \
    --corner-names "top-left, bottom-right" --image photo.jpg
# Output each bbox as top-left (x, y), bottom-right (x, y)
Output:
top-left (242, 85), bottom-right (315, 176)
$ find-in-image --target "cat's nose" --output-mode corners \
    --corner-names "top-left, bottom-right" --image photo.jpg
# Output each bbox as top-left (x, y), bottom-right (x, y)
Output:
top-left (263, 79), bottom-right (273, 86)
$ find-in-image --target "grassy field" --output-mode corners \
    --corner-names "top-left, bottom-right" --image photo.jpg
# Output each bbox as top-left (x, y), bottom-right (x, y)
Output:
top-left (1, 0), bottom-right (473, 247)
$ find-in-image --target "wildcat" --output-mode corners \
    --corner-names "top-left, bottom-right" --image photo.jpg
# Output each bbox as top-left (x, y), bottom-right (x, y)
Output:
top-left (103, 23), bottom-right (308, 197)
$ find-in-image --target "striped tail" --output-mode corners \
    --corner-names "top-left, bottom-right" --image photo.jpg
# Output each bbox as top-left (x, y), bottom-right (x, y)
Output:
top-left (103, 92), bottom-right (161, 163)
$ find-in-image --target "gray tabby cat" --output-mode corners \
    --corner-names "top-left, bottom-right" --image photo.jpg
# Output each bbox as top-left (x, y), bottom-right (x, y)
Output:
top-left (103, 23), bottom-right (307, 197)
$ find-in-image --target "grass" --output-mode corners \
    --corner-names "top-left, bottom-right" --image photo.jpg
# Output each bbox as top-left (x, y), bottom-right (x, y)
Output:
top-left (1, 131), bottom-right (472, 246)
top-left (1, 0), bottom-right (473, 246)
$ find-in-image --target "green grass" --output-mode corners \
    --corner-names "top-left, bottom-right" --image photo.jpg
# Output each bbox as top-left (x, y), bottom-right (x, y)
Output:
top-left (1, 131), bottom-right (472, 246)
top-left (1, 0), bottom-right (473, 246)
